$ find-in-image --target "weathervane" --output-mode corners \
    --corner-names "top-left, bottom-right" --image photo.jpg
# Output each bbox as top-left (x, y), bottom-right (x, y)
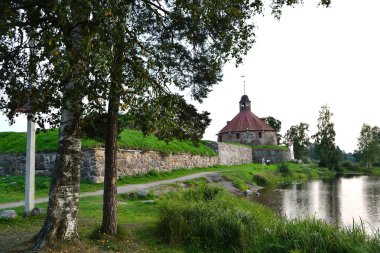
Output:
top-left (241, 75), bottom-right (246, 95)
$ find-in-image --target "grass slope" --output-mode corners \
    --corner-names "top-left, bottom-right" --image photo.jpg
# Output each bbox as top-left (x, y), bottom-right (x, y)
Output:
top-left (0, 129), bottom-right (216, 156)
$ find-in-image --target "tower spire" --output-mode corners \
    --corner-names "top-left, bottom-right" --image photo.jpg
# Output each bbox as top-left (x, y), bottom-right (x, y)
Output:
top-left (241, 75), bottom-right (245, 95)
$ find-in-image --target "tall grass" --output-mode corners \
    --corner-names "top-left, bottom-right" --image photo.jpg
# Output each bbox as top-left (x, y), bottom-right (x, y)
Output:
top-left (157, 184), bottom-right (380, 253)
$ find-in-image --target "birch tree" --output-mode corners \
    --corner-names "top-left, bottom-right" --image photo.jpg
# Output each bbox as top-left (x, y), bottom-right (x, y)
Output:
top-left (0, 0), bottom-right (331, 249)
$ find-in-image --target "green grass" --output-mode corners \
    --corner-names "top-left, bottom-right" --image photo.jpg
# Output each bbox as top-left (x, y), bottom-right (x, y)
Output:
top-left (0, 129), bottom-right (217, 156)
top-left (368, 167), bottom-right (380, 176)
top-left (251, 145), bottom-right (289, 150)
top-left (2, 173), bottom-right (380, 252)
top-left (220, 163), bottom-right (336, 190)
top-left (116, 130), bottom-right (217, 156)
top-left (0, 163), bottom-right (356, 204)
top-left (0, 175), bottom-right (104, 204)
top-left (0, 164), bottom-right (241, 204)
top-left (157, 185), bottom-right (380, 253)
top-left (0, 196), bottom-right (166, 253)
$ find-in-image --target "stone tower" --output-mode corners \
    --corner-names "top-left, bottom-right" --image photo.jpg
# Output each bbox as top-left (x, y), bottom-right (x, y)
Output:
top-left (217, 94), bottom-right (277, 146)
top-left (239, 95), bottom-right (251, 112)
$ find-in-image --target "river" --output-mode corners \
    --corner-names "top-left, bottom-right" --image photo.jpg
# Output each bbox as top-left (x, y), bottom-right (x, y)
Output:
top-left (252, 175), bottom-right (380, 234)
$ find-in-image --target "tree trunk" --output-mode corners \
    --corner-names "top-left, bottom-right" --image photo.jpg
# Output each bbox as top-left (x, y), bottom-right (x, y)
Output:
top-left (31, 24), bottom-right (85, 250)
top-left (100, 81), bottom-right (120, 235)
top-left (100, 19), bottom-right (124, 235)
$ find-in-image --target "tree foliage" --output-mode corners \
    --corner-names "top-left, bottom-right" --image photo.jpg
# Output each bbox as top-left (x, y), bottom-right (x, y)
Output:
top-left (265, 116), bottom-right (282, 144)
top-left (284, 122), bottom-right (310, 160)
top-left (357, 123), bottom-right (380, 169)
top-left (0, 0), bottom-right (332, 249)
top-left (312, 105), bottom-right (340, 169)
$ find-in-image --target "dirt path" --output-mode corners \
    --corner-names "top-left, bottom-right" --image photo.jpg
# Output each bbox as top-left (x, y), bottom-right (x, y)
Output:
top-left (0, 172), bottom-right (220, 210)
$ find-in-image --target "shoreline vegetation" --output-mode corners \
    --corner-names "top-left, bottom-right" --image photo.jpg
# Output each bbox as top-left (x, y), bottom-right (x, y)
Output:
top-left (1, 163), bottom-right (380, 252)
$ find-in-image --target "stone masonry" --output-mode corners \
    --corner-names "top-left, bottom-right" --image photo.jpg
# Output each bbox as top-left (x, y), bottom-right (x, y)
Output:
top-left (218, 131), bottom-right (277, 146)
top-left (252, 148), bottom-right (291, 164)
top-left (0, 142), bottom-right (290, 183)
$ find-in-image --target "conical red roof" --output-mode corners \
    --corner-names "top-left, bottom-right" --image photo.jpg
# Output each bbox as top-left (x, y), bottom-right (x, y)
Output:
top-left (219, 111), bottom-right (275, 134)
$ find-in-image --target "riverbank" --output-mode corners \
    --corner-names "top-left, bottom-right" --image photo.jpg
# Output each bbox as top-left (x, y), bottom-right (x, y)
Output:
top-left (0, 162), bottom-right (351, 204)
top-left (1, 163), bottom-right (379, 252)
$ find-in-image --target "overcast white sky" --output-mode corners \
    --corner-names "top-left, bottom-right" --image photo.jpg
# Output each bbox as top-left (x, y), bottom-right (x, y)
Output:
top-left (195, 0), bottom-right (380, 153)
top-left (1, 0), bottom-right (379, 153)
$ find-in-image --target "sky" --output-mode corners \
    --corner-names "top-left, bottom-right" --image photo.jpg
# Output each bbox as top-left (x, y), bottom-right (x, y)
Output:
top-left (1, 0), bottom-right (379, 153)
top-left (194, 0), bottom-right (380, 153)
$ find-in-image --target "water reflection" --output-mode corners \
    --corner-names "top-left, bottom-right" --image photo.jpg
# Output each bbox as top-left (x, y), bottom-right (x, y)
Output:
top-left (254, 175), bottom-right (380, 233)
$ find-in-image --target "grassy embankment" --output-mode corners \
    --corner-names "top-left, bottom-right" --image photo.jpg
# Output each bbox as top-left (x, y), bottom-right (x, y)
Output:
top-left (1, 182), bottom-right (380, 252)
top-left (0, 129), bottom-right (217, 156)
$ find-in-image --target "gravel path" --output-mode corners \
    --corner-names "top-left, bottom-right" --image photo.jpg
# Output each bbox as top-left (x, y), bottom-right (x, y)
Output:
top-left (0, 172), bottom-right (219, 210)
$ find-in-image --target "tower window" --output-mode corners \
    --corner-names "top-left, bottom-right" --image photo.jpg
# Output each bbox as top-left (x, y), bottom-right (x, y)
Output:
top-left (258, 132), bottom-right (262, 138)
top-left (236, 133), bottom-right (240, 139)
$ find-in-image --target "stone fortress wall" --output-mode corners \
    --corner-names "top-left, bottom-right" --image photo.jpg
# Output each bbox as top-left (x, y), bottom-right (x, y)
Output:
top-left (0, 142), bottom-right (290, 183)
top-left (218, 131), bottom-right (277, 146)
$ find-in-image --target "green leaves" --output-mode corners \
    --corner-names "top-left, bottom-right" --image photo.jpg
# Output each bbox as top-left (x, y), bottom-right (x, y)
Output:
top-left (285, 122), bottom-right (310, 160)
top-left (357, 124), bottom-right (380, 169)
top-left (312, 105), bottom-right (340, 169)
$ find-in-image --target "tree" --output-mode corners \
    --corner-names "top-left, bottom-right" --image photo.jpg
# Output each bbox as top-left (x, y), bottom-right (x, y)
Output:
top-left (284, 122), bottom-right (310, 160)
top-left (0, 1), bottom-right (106, 249)
top-left (265, 116), bottom-right (282, 145)
top-left (312, 105), bottom-right (340, 169)
top-left (0, 0), bottom-right (332, 249)
top-left (357, 124), bottom-right (380, 169)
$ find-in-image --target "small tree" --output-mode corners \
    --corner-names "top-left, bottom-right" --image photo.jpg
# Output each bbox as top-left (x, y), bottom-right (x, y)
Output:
top-left (265, 116), bottom-right (282, 145)
top-left (284, 122), bottom-right (310, 160)
top-left (312, 105), bottom-right (340, 169)
top-left (357, 124), bottom-right (380, 169)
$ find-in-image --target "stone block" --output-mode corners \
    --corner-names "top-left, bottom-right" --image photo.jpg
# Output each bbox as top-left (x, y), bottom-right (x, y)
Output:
top-left (0, 210), bottom-right (17, 219)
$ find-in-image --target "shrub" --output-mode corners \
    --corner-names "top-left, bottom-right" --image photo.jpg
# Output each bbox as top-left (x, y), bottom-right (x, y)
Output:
top-left (277, 163), bottom-right (290, 174)
top-left (340, 161), bottom-right (360, 172)
top-left (253, 174), bottom-right (268, 186)
top-left (118, 191), bottom-right (155, 201)
top-left (157, 185), bottom-right (258, 252)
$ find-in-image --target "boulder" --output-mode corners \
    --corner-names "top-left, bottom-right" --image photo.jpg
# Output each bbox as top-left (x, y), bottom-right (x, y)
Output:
top-left (31, 207), bottom-right (45, 217)
top-left (0, 209), bottom-right (17, 219)
top-left (137, 190), bottom-right (149, 198)
top-left (243, 189), bottom-right (252, 196)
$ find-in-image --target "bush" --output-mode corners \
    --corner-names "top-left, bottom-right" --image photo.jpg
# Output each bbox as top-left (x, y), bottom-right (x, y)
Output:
top-left (118, 191), bottom-right (155, 201)
top-left (157, 185), bottom-right (258, 252)
top-left (339, 161), bottom-right (360, 172)
top-left (277, 163), bottom-right (290, 174)
top-left (253, 174), bottom-right (268, 186)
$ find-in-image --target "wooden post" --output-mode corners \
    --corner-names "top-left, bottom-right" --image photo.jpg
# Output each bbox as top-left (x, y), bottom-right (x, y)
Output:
top-left (25, 118), bottom-right (36, 215)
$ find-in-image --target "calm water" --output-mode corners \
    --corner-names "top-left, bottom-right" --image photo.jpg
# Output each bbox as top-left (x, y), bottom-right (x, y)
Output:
top-left (253, 175), bottom-right (380, 233)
